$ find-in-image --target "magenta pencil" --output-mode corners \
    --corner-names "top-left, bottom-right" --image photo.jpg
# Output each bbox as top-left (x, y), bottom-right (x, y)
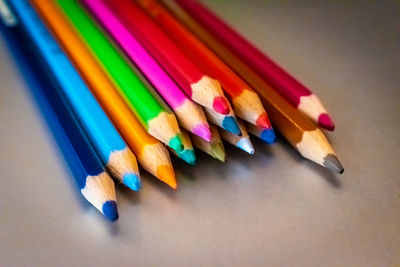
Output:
top-left (175, 0), bottom-right (336, 131)
top-left (81, 0), bottom-right (211, 141)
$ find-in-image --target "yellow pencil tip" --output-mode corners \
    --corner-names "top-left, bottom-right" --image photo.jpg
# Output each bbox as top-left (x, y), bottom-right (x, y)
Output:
top-left (157, 165), bottom-right (177, 189)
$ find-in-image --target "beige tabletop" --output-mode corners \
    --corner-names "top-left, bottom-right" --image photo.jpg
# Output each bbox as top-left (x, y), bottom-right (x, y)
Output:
top-left (1, 0), bottom-right (399, 266)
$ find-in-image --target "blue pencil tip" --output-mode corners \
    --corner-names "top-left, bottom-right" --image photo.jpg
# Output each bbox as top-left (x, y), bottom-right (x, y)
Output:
top-left (260, 128), bottom-right (276, 144)
top-left (123, 173), bottom-right (141, 191)
top-left (236, 138), bottom-right (255, 154)
top-left (178, 149), bottom-right (197, 165)
top-left (102, 201), bottom-right (119, 221)
top-left (222, 116), bottom-right (242, 136)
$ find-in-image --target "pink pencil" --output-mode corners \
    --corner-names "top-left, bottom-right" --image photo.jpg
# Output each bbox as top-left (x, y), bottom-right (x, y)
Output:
top-left (175, 0), bottom-right (336, 131)
top-left (81, 0), bottom-right (211, 141)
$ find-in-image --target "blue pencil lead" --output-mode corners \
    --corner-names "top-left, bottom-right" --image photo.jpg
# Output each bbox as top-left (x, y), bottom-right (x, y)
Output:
top-left (222, 116), bottom-right (242, 136)
top-left (260, 128), bottom-right (276, 144)
top-left (102, 201), bottom-right (119, 221)
top-left (123, 173), bottom-right (141, 191)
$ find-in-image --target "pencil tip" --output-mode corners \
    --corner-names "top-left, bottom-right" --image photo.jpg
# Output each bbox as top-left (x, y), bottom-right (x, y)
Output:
top-left (318, 113), bottom-right (335, 131)
top-left (255, 113), bottom-right (272, 129)
top-left (123, 173), bottom-right (141, 191)
top-left (260, 128), bottom-right (276, 144)
top-left (102, 201), bottom-right (119, 221)
top-left (211, 142), bottom-right (226, 162)
top-left (192, 124), bottom-right (212, 141)
top-left (222, 116), bottom-right (242, 136)
top-left (178, 149), bottom-right (197, 165)
top-left (157, 165), bottom-right (178, 189)
top-left (169, 135), bottom-right (184, 152)
top-left (212, 96), bottom-right (230, 115)
top-left (237, 138), bottom-right (254, 154)
top-left (324, 154), bottom-right (344, 174)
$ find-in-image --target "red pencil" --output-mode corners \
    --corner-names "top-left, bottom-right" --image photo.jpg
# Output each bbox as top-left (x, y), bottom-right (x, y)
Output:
top-left (136, 0), bottom-right (273, 131)
top-left (175, 0), bottom-right (336, 131)
top-left (102, 0), bottom-right (233, 119)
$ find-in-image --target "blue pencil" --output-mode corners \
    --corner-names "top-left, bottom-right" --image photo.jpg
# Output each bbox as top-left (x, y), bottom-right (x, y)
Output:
top-left (0, 14), bottom-right (119, 221)
top-left (8, 0), bottom-right (141, 191)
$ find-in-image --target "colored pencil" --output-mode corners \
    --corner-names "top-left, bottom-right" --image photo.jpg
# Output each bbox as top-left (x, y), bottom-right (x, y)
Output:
top-left (81, 0), bottom-right (211, 142)
top-left (136, 0), bottom-right (273, 131)
top-left (169, 130), bottom-right (196, 165)
top-left (57, 0), bottom-right (183, 152)
top-left (0, 19), bottom-right (118, 221)
top-left (31, 0), bottom-right (177, 188)
top-left (9, 0), bottom-right (140, 191)
top-left (101, 0), bottom-right (236, 121)
top-left (244, 121), bottom-right (276, 145)
top-left (219, 120), bottom-right (254, 154)
top-left (191, 125), bottom-right (225, 162)
top-left (174, 0), bottom-right (336, 130)
top-left (164, 0), bottom-right (344, 173)
top-left (203, 107), bottom-right (241, 136)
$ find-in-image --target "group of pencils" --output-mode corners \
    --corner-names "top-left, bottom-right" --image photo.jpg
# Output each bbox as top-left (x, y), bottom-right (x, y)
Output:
top-left (1, 0), bottom-right (344, 221)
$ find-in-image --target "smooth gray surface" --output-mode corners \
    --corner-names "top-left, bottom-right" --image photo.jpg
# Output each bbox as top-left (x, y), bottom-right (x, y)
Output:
top-left (1, 1), bottom-right (399, 266)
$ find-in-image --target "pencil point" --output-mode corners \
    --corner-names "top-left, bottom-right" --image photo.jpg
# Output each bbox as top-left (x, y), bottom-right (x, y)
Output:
top-left (211, 142), bottom-right (226, 162)
top-left (102, 201), bottom-right (119, 221)
top-left (157, 165), bottom-right (177, 189)
top-left (179, 149), bottom-right (197, 165)
top-left (324, 154), bottom-right (344, 174)
top-left (318, 113), bottom-right (335, 131)
top-left (237, 138), bottom-right (254, 154)
top-left (260, 128), bottom-right (276, 144)
top-left (192, 124), bottom-right (212, 141)
top-left (222, 116), bottom-right (242, 136)
top-left (255, 113), bottom-right (272, 129)
top-left (123, 173), bottom-right (141, 191)
top-left (169, 135), bottom-right (184, 152)
top-left (212, 96), bottom-right (230, 115)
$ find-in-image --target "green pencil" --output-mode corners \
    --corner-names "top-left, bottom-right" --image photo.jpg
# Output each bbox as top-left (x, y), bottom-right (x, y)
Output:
top-left (57, 0), bottom-right (184, 152)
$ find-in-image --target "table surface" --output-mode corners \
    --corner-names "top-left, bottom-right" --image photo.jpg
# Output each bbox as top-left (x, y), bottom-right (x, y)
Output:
top-left (1, 1), bottom-right (399, 266)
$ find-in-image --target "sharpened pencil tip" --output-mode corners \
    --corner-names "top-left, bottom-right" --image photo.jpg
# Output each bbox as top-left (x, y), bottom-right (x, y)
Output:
top-left (255, 113), bottom-right (272, 129)
top-left (260, 128), bottom-right (276, 144)
top-left (324, 154), bottom-right (344, 174)
top-left (318, 113), bottom-right (335, 131)
top-left (169, 135), bottom-right (184, 152)
top-left (222, 116), bottom-right (242, 136)
top-left (178, 149), bottom-right (197, 165)
top-left (102, 201), bottom-right (119, 221)
top-left (237, 138), bottom-right (254, 154)
top-left (211, 142), bottom-right (226, 162)
top-left (192, 124), bottom-right (212, 141)
top-left (157, 165), bottom-right (177, 189)
top-left (123, 173), bottom-right (141, 191)
top-left (212, 96), bottom-right (230, 115)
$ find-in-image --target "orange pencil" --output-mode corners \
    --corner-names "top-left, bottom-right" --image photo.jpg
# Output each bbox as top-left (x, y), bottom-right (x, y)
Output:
top-left (31, 0), bottom-right (177, 188)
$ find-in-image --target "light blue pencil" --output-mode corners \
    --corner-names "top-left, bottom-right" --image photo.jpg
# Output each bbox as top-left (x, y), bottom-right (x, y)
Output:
top-left (8, 0), bottom-right (140, 191)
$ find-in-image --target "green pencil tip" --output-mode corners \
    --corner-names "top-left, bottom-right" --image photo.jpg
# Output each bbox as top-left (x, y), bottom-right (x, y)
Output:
top-left (169, 135), bottom-right (184, 152)
top-left (211, 142), bottom-right (226, 162)
top-left (178, 149), bottom-right (197, 165)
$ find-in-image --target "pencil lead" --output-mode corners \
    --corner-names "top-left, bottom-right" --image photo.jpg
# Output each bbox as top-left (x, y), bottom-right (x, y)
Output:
top-left (324, 154), bottom-right (344, 174)
top-left (236, 138), bottom-right (255, 154)
top-left (260, 128), bottom-right (276, 144)
top-left (255, 112), bottom-right (272, 129)
top-left (222, 116), bottom-right (242, 136)
top-left (178, 149), bottom-right (197, 165)
top-left (122, 173), bottom-right (141, 191)
top-left (318, 113), bottom-right (335, 131)
top-left (211, 142), bottom-right (226, 162)
top-left (102, 201), bottom-right (119, 221)
top-left (157, 165), bottom-right (177, 189)
top-left (169, 134), bottom-right (184, 153)
top-left (192, 124), bottom-right (212, 141)
top-left (212, 96), bottom-right (230, 115)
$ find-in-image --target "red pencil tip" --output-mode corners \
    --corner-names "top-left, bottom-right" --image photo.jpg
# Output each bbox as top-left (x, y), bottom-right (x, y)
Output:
top-left (318, 113), bottom-right (335, 131)
top-left (212, 96), bottom-right (230, 115)
top-left (255, 113), bottom-right (272, 129)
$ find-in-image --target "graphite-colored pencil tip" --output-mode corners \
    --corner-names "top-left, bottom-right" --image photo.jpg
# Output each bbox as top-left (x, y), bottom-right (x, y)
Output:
top-left (237, 138), bottom-right (254, 154)
top-left (179, 149), bottom-right (197, 165)
top-left (102, 201), bottom-right (119, 221)
top-left (157, 165), bottom-right (178, 189)
top-left (169, 135), bottom-right (184, 153)
top-left (324, 154), bottom-right (344, 174)
top-left (260, 128), bottom-right (276, 144)
top-left (123, 173), bottom-right (141, 191)
top-left (212, 96), bottom-right (230, 115)
top-left (255, 113), bottom-right (272, 129)
top-left (222, 116), bottom-right (242, 136)
top-left (192, 124), bottom-right (212, 141)
top-left (318, 113), bottom-right (335, 131)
